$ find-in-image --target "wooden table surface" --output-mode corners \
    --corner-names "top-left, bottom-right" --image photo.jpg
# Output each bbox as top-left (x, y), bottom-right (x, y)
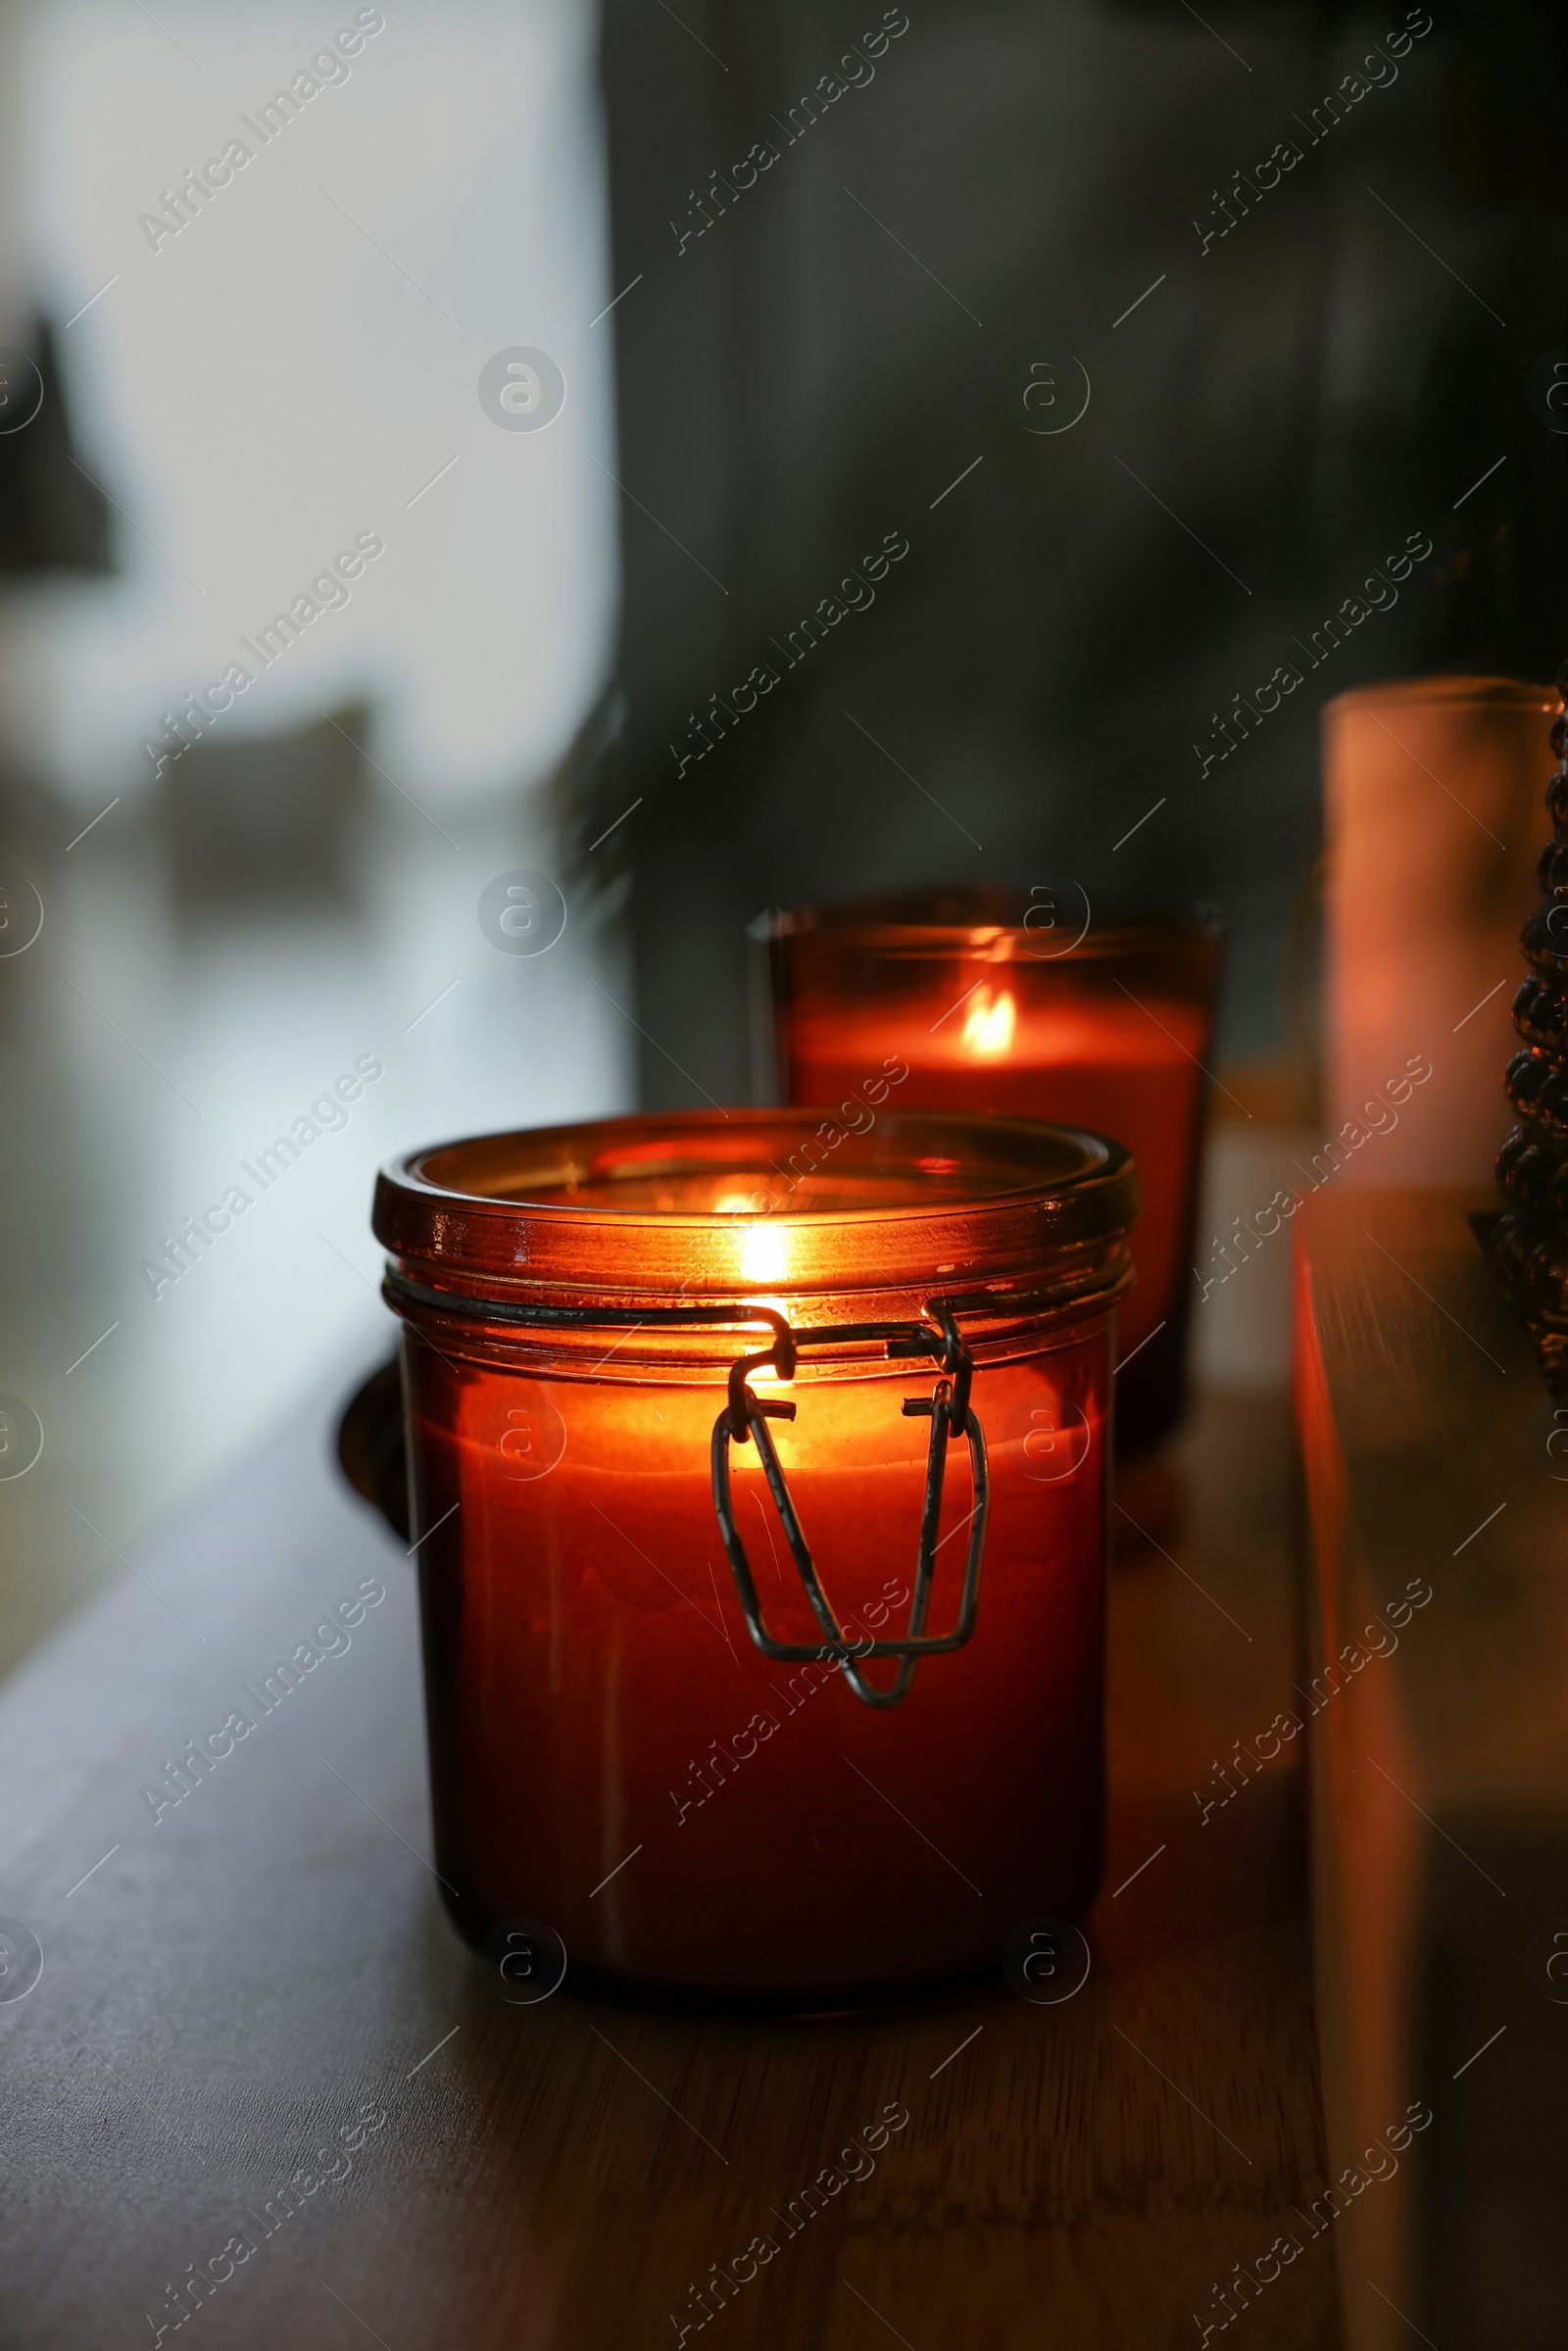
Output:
top-left (0, 1371), bottom-right (1342, 2350)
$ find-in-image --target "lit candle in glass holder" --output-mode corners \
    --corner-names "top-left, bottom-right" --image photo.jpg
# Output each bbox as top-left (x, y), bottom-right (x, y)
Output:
top-left (759, 887), bottom-right (1222, 1452)
top-left (372, 1107), bottom-right (1137, 2000)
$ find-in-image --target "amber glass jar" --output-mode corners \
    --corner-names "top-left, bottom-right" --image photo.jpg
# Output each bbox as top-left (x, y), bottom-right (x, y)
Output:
top-left (760, 887), bottom-right (1221, 1451)
top-left (372, 1107), bottom-right (1137, 2002)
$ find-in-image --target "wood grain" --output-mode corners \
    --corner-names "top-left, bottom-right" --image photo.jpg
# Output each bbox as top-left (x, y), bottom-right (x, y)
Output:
top-left (0, 1375), bottom-right (1340, 2348)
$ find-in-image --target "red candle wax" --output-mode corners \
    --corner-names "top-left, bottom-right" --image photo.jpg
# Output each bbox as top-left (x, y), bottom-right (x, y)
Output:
top-left (407, 1344), bottom-right (1108, 1990)
top-left (373, 1109), bottom-right (1139, 1999)
top-left (762, 892), bottom-right (1222, 1450)
top-left (782, 985), bottom-right (1203, 1381)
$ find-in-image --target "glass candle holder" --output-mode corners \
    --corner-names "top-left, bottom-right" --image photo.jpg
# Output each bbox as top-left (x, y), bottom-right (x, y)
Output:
top-left (1324, 676), bottom-right (1555, 1183)
top-left (759, 887), bottom-right (1221, 1453)
top-left (372, 1107), bottom-right (1137, 2003)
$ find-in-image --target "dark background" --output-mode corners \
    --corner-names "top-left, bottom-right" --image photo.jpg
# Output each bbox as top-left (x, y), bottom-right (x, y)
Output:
top-left (572, 0), bottom-right (1568, 1103)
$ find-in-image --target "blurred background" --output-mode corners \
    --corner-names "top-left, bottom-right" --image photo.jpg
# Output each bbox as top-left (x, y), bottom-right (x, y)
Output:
top-left (2, 0), bottom-right (1566, 1676)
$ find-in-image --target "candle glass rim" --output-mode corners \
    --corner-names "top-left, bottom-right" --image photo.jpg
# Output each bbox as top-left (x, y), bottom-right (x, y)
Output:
top-left (371, 1106), bottom-right (1139, 1304)
top-left (756, 886), bottom-right (1222, 959)
top-left (1323, 673), bottom-right (1557, 718)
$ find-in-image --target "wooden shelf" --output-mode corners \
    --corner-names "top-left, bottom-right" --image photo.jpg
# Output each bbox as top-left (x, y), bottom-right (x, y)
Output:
top-left (0, 1373), bottom-right (1339, 2346)
top-left (1295, 1187), bottom-right (1568, 2351)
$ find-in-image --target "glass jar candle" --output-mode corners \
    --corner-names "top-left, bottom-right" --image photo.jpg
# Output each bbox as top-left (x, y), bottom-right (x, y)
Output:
top-left (372, 1108), bottom-right (1137, 2002)
top-left (759, 887), bottom-right (1221, 1452)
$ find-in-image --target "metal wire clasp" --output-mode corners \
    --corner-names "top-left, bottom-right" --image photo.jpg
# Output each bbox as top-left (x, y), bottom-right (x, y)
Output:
top-left (710, 1305), bottom-right (990, 1710)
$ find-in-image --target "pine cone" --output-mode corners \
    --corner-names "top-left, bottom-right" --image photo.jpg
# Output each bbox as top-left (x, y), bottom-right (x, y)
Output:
top-left (1509, 972), bottom-right (1568, 1053)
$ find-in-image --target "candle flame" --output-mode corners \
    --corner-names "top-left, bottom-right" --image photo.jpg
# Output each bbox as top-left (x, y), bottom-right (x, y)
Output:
top-left (961, 987), bottom-right (1015, 1058)
top-left (737, 1220), bottom-right (789, 1284)
top-left (712, 1191), bottom-right (790, 1285)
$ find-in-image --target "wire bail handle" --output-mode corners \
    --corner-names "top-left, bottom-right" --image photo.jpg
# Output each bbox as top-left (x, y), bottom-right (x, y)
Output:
top-left (710, 1303), bottom-right (990, 1710)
